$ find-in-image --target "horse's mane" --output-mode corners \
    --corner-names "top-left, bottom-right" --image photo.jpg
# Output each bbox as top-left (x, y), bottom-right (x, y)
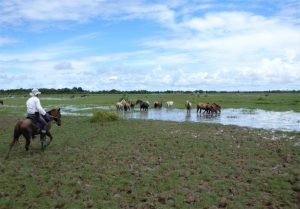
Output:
top-left (47, 108), bottom-right (60, 113)
top-left (47, 109), bottom-right (54, 114)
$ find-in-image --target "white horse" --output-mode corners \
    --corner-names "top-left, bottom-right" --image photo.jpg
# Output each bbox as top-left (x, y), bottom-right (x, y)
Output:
top-left (166, 101), bottom-right (174, 108)
top-left (116, 102), bottom-right (123, 111)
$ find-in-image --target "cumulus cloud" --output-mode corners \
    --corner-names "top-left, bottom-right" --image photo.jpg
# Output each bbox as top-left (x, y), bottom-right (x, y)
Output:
top-left (0, 0), bottom-right (299, 91)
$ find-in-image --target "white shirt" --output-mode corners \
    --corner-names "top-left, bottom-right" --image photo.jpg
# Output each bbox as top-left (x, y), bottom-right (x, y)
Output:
top-left (26, 96), bottom-right (46, 115)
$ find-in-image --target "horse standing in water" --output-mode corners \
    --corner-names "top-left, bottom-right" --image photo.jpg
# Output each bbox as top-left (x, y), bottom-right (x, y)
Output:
top-left (185, 100), bottom-right (192, 114)
top-left (154, 101), bottom-right (162, 108)
top-left (136, 100), bottom-right (150, 111)
top-left (5, 108), bottom-right (61, 159)
top-left (166, 101), bottom-right (174, 108)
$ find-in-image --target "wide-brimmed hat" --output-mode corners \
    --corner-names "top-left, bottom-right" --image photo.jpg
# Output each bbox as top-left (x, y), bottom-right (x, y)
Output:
top-left (29, 88), bottom-right (41, 96)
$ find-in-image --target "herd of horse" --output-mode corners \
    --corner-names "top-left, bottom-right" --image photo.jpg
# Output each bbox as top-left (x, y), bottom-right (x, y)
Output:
top-left (116, 99), bottom-right (221, 115)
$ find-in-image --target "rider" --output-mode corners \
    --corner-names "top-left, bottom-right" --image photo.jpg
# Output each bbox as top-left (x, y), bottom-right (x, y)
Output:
top-left (26, 88), bottom-right (53, 140)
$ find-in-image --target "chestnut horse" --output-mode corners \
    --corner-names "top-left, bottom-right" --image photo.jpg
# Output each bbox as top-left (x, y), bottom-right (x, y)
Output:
top-left (197, 102), bottom-right (211, 114)
top-left (210, 103), bottom-right (221, 114)
top-left (5, 108), bottom-right (61, 159)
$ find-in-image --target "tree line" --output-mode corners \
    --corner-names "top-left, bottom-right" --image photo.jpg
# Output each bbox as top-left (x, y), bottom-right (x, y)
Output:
top-left (0, 87), bottom-right (298, 95)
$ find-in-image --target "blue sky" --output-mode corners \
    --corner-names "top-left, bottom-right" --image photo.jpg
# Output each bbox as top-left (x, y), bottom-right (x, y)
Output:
top-left (0, 0), bottom-right (299, 91)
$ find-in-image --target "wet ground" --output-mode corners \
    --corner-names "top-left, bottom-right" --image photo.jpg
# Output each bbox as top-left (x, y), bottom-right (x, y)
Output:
top-left (60, 105), bottom-right (300, 132)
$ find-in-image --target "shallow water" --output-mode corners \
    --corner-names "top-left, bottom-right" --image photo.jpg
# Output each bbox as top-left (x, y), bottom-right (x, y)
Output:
top-left (120, 108), bottom-right (300, 132)
top-left (57, 105), bottom-right (300, 132)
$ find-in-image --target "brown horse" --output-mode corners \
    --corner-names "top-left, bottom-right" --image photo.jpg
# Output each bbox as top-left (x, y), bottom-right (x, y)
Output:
top-left (197, 102), bottom-right (221, 114)
top-left (154, 101), bottom-right (162, 108)
top-left (197, 102), bottom-right (211, 114)
top-left (210, 103), bottom-right (221, 114)
top-left (5, 108), bottom-right (62, 159)
top-left (0, 100), bottom-right (3, 105)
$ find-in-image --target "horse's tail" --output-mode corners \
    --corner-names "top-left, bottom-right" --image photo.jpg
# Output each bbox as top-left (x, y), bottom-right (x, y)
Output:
top-left (13, 120), bottom-right (23, 141)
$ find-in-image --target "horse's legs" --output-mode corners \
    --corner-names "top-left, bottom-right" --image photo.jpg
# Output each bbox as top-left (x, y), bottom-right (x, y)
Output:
top-left (25, 137), bottom-right (31, 151)
top-left (22, 130), bottom-right (32, 153)
top-left (45, 131), bottom-right (53, 147)
top-left (46, 131), bottom-right (53, 140)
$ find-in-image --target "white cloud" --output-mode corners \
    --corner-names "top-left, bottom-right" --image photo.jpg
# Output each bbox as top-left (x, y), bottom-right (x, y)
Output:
top-left (54, 61), bottom-right (73, 70)
top-left (108, 76), bottom-right (118, 81)
top-left (0, 0), bottom-right (178, 26)
top-left (0, 1), bottom-right (299, 91)
top-left (0, 37), bottom-right (18, 46)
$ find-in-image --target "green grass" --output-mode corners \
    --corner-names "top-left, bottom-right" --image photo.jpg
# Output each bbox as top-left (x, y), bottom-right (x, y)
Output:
top-left (89, 110), bottom-right (119, 124)
top-left (0, 116), bottom-right (299, 208)
top-left (1, 92), bottom-right (300, 114)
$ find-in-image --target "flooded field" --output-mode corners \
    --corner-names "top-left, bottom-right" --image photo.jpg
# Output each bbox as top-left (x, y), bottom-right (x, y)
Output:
top-left (123, 108), bottom-right (300, 132)
top-left (59, 105), bottom-right (300, 132)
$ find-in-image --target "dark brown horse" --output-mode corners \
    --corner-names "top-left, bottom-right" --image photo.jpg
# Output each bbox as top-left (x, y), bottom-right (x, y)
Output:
top-left (5, 108), bottom-right (61, 159)
top-left (154, 101), bottom-right (162, 108)
top-left (136, 100), bottom-right (149, 111)
top-left (0, 100), bottom-right (3, 105)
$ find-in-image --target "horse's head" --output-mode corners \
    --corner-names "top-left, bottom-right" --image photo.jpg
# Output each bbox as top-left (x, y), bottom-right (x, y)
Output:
top-left (48, 108), bottom-right (62, 126)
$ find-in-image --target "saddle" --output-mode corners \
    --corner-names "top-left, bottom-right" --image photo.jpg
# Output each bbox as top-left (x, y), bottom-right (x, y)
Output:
top-left (26, 114), bottom-right (48, 130)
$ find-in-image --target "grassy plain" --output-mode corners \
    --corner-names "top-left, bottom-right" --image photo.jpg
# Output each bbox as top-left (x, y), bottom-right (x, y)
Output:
top-left (0, 92), bottom-right (299, 114)
top-left (0, 92), bottom-right (299, 208)
top-left (0, 116), bottom-right (299, 209)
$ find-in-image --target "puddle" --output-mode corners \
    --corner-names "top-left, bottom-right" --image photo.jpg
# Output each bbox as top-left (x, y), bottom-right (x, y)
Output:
top-left (62, 105), bottom-right (112, 112)
top-left (61, 111), bottom-right (93, 117)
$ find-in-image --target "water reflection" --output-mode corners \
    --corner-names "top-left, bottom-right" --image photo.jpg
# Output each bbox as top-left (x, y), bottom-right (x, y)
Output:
top-left (122, 108), bottom-right (300, 132)
top-left (185, 112), bottom-right (192, 121)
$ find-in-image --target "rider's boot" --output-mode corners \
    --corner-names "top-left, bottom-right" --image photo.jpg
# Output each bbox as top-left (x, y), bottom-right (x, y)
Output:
top-left (40, 129), bottom-right (46, 141)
